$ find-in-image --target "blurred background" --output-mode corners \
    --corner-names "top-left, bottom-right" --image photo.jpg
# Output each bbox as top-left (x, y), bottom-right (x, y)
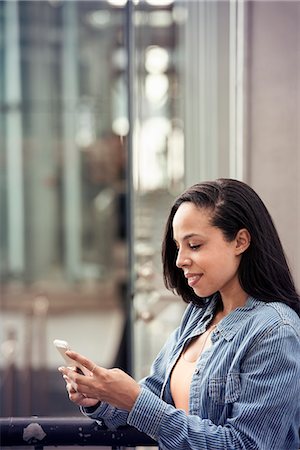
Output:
top-left (0, 0), bottom-right (300, 418)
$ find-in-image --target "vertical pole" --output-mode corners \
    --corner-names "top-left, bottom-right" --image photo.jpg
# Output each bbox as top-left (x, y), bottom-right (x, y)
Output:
top-left (229, 0), bottom-right (245, 180)
top-left (125, 0), bottom-right (135, 377)
top-left (4, 0), bottom-right (25, 276)
top-left (184, 0), bottom-right (219, 185)
top-left (236, 0), bottom-right (245, 180)
top-left (62, 1), bottom-right (81, 280)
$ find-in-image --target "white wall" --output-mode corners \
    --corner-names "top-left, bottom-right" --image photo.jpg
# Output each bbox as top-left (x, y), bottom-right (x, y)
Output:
top-left (245, 1), bottom-right (300, 288)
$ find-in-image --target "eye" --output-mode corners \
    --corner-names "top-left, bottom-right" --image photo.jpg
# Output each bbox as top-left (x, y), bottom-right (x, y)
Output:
top-left (189, 244), bottom-right (201, 250)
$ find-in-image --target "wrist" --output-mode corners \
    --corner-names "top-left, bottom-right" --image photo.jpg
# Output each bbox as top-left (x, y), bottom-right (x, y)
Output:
top-left (84, 401), bottom-right (101, 413)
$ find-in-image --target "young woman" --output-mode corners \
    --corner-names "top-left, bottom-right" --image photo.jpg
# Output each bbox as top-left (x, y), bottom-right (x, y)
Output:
top-left (59, 178), bottom-right (300, 450)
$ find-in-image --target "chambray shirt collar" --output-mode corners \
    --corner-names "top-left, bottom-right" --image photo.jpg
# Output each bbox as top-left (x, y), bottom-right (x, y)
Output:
top-left (190, 295), bottom-right (219, 335)
top-left (182, 295), bottom-right (263, 345)
top-left (216, 296), bottom-right (262, 341)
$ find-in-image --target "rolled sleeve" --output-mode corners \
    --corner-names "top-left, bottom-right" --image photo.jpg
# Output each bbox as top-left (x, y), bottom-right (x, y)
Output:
top-left (82, 402), bottom-right (129, 429)
top-left (127, 388), bottom-right (168, 439)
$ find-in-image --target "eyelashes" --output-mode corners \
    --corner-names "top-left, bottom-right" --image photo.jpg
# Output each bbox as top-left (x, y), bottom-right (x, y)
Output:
top-left (174, 244), bottom-right (201, 251)
top-left (173, 241), bottom-right (202, 251)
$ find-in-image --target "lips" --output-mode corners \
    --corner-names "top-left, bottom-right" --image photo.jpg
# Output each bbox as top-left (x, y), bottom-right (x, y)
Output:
top-left (184, 273), bottom-right (203, 287)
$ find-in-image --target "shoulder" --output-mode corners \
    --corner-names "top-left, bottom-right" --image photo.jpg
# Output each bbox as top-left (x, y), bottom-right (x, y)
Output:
top-left (242, 301), bottom-right (300, 356)
top-left (219, 298), bottom-right (300, 343)
top-left (252, 300), bottom-right (300, 336)
top-left (241, 302), bottom-right (300, 372)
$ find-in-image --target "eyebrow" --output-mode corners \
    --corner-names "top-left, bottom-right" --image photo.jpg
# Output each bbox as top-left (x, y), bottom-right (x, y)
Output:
top-left (173, 233), bottom-right (203, 243)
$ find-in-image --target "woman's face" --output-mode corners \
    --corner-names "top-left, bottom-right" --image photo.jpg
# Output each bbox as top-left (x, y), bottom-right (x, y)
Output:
top-left (172, 202), bottom-right (244, 300)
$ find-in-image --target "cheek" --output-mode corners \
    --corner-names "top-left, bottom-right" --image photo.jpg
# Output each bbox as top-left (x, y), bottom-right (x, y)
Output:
top-left (218, 253), bottom-right (241, 281)
top-left (204, 247), bottom-right (239, 273)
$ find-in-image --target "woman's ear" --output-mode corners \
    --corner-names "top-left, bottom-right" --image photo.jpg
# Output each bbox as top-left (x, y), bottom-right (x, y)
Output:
top-left (235, 229), bottom-right (251, 255)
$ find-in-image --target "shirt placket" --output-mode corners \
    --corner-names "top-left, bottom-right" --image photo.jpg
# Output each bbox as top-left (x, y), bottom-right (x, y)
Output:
top-left (189, 348), bottom-right (211, 414)
top-left (189, 327), bottom-right (221, 415)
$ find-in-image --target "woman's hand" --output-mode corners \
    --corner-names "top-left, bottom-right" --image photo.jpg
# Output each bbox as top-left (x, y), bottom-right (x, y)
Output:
top-left (58, 350), bottom-right (141, 411)
top-left (63, 370), bottom-right (100, 408)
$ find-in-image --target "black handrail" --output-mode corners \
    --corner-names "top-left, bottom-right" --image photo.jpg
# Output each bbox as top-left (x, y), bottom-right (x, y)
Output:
top-left (0, 417), bottom-right (157, 448)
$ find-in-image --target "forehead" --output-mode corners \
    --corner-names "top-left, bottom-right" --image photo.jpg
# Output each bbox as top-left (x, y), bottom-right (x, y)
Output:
top-left (172, 202), bottom-right (214, 236)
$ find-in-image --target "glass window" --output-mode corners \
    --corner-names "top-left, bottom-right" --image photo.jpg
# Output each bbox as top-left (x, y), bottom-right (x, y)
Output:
top-left (0, 0), bottom-right (128, 416)
top-left (130, 0), bottom-right (185, 380)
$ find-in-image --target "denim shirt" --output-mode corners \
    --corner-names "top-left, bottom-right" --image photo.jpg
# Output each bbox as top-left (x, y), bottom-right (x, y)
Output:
top-left (84, 296), bottom-right (300, 450)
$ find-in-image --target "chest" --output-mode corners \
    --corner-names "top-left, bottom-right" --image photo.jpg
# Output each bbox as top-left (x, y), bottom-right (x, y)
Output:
top-left (164, 330), bottom-right (243, 423)
top-left (170, 330), bottom-right (215, 413)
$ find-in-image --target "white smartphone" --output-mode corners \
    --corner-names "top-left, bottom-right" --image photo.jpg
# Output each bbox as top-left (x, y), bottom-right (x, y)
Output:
top-left (53, 339), bottom-right (85, 374)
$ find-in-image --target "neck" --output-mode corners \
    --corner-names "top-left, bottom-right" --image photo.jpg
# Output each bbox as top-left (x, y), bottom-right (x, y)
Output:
top-left (218, 286), bottom-right (248, 317)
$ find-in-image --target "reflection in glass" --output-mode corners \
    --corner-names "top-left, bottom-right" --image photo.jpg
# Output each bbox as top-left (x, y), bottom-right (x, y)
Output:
top-left (132, 0), bottom-right (185, 381)
top-left (107, 0), bottom-right (128, 7)
top-left (145, 73), bottom-right (169, 103)
top-left (145, 45), bottom-right (169, 73)
top-left (0, 0), bottom-right (128, 416)
top-left (146, 0), bottom-right (174, 6)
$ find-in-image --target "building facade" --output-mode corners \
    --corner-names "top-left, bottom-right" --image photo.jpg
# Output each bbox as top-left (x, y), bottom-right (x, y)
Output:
top-left (0, 0), bottom-right (299, 417)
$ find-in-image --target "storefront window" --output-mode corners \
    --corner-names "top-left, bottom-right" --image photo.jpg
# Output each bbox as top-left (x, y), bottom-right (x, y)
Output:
top-left (0, 0), bottom-right (128, 416)
top-left (130, 0), bottom-right (185, 379)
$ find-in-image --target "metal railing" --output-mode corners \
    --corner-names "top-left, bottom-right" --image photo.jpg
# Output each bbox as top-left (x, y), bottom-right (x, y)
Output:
top-left (0, 417), bottom-right (157, 449)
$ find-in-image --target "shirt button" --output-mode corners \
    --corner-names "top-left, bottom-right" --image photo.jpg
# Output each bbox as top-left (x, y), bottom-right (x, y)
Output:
top-left (195, 368), bottom-right (199, 374)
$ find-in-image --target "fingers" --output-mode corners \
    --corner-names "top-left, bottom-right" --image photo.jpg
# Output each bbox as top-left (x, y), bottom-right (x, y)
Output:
top-left (68, 385), bottom-right (88, 404)
top-left (59, 365), bottom-right (100, 408)
top-left (63, 375), bottom-right (77, 393)
top-left (64, 374), bottom-right (93, 405)
top-left (59, 363), bottom-right (140, 411)
top-left (59, 365), bottom-right (96, 392)
top-left (59, 366), bottom-right (81, 382)
top-left (65, 351), bottom-right (96, 373)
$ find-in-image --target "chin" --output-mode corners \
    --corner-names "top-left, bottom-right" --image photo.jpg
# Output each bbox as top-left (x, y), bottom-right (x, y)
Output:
top-left (193, 288), bottom-right (214, 298)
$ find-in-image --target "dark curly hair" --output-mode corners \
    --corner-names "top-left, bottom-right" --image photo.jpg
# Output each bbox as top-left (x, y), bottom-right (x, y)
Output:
top-left (162, 178), bottom-right (300, 317)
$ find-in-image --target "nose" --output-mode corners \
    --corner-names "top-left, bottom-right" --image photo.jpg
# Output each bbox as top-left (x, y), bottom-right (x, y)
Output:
top-left (176, 248), bottom-right (191, 269)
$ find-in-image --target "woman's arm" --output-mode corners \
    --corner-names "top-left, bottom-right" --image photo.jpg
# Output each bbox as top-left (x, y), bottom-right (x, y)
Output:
top-left (59, 324), bottom-right (183, 429)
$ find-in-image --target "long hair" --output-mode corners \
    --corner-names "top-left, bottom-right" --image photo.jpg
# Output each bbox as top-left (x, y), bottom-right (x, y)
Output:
top-left (162, 178), bottom-right (300, 317)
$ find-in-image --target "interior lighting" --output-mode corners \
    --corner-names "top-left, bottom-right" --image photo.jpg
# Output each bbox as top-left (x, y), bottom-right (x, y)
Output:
top-left (107, 0), bottom-right (128, 7)
top-left (134, 10), bottom-right (172, 28)
top-left (138, 117), bottom-right (171, 190)
top-left (145, 74), bottom-right (169, 103)
top-left (145, 0), bottom-right (174, 6)
top-left (172, 5), bottom-right (188, 24)
top-left (133, 11), bottom-right (146, 27)
top-left (167, 126), bottom-right (184, 184)
top-left (76, 106), bottom-right (96, 148)
top-left (149, 11), bottom-right (173, 27)
top-left (145, 46), bottom-right (169, 74)
top-left (112, 117), bottom-right (129, 136)
top-left (86, 10), bottom-right (111, 28)
top-left (112, 47), bottom-right (127, 71)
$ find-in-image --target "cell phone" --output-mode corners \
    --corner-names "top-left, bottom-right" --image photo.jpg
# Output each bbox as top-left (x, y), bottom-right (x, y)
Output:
top-left (53, 339), bottom-right (85, 375)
